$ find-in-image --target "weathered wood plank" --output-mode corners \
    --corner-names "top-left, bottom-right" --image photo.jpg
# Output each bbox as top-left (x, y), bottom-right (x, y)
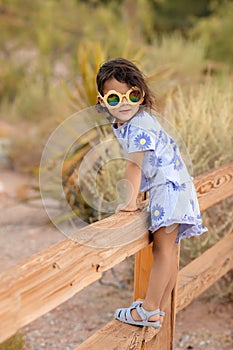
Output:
top-left (134, 244), bottom-right (153, 301)
top-left (75, 319), bottom-right (162, 350)
top-left (177, 232), bottom-right (233, 312)
top-left (72, 162), bottom-right (233, 350)
top-left (145, 298), bottom-right (172, 350)
top-left (75, 233), bottom-right (233, 350)
top-left (0, 212), bottom-right (150, 343)
top-left (0, 163), bottom-right (232, 343)
top-left (73, 320), bottom-right (147, 350)
top-left (194, 162), bottom-right (233, 211)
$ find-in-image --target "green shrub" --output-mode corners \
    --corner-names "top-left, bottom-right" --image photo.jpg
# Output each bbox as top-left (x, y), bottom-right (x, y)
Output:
top-left (191, 1), bottom-right (233, 67)
top-left (0, 57), bottom-right (26, 103)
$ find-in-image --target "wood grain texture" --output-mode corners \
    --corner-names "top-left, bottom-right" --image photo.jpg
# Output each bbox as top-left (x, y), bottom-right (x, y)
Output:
top-left (0, 163), bottom-right (232, 344)
top-left (75, 233), bottom-right (233, 350)
top-left (194, 162), bottom-right (233, 211)
top-left (145, 298), bottom-right (172, 350)
top-left (75, 163), bottom-right (233, 349)
top-left (177, 232), bottom-right (233, 312)
top-left (134, 244), bottom-right (153, 301)
top-left (0, 211), bottom-right (150, 343)
top-left (75, 320), bottom-right (156, 350)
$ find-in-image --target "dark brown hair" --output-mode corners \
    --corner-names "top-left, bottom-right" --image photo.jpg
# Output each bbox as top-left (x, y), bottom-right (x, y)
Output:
top-left (96, 58), bottom-right (156, 109)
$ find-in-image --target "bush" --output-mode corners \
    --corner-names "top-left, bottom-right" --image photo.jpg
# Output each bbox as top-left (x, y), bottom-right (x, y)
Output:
top-left (191, 1), bottom-right (233, 67)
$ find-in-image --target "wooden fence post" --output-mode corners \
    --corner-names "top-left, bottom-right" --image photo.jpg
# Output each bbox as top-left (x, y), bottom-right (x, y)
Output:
top-left (134, 243), bottom-right (180, 349)
top-left (134, 244), bottom-right (153, 300)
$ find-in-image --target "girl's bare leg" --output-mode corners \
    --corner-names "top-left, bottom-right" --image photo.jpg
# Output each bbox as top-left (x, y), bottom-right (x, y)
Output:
top-left (159, 250), bottom-right (178, 310)
top-left (131, 224), bottom-right (179, 322)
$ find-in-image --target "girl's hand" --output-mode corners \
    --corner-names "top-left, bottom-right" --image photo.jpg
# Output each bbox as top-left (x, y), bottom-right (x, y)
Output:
top-left (115, 203), bottom-right (140, 213)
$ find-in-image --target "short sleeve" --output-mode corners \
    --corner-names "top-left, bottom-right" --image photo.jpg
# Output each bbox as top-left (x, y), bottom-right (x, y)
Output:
top-left (128, 125), bottom-right (157, 153)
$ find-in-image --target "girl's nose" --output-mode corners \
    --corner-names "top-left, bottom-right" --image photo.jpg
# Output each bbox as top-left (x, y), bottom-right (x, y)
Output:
top-left (122, 96), bottom-right (128, 103)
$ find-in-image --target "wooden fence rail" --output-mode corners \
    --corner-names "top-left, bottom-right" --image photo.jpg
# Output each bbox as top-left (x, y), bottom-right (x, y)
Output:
top-left (0, 162), bottom-right (233, 348)
top-left (76, 232), bottom-right (233, 350)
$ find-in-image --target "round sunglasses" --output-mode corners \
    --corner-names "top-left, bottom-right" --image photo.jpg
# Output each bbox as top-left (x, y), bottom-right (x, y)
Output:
top-left (99, 87), bottom-right (145, 109)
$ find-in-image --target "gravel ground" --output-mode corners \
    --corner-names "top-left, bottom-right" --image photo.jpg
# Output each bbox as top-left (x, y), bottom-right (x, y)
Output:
top-left (0, 166), bottom-right (232, 350)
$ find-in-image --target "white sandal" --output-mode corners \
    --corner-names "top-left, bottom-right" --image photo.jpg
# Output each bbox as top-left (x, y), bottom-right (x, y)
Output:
top-left (114, 301), bottom-right (161, 329)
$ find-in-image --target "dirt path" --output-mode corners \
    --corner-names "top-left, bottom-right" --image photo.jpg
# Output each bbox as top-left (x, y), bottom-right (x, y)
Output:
top-left (0, 165), bottom-right (232, 350)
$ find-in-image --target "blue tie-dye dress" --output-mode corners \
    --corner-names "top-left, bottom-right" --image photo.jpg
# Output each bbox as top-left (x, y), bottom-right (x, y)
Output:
top-left (112, 109), bottom-right (207, 243)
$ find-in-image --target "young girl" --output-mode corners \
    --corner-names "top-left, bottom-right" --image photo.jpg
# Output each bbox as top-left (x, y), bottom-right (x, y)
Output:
top-left (96, 58), bottom-right (207, 330)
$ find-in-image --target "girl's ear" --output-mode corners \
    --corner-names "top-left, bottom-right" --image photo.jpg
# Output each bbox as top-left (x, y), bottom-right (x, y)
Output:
top-left (97, 95), bottom-right (105, 107)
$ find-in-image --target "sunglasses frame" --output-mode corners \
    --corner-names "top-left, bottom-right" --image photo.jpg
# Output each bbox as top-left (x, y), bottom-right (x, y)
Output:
top-left (99, 87), bottom-right (145, 109)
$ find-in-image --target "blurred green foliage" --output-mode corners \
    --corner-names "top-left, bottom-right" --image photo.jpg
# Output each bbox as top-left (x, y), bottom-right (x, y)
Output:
top-left (0, 333), bottom-right (26, 350)
top-left (150, 0), bottom-right (212, 31)
top-left (0, 0), bottom-right (232, 62)
top-left (1, 0), bottom-right (232, 176)
top-left (0, 0), bottom-right (232, 300)
top-left (0, 0), bottom-right (232, 108)
top-left (191, 1), bottom-right (233, 66)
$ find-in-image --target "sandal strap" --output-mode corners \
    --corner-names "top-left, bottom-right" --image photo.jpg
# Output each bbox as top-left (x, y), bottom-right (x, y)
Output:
top-left (132, 301), bottom-right (165, 318)
top-left (136, 305), bottom-right (160, 321)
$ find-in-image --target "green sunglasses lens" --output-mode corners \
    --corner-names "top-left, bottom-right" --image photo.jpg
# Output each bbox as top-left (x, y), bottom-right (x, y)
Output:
top-left (129, 89), bottom-right (141, 103)
top-left (107, 94), bottom-right (120, 106)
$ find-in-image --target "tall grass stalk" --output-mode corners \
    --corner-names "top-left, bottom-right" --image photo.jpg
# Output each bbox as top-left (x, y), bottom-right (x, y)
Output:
top-left (148, 34), bottom-right (206, 83)
top-left (166, 76), bottom-right (233, 300)
top-left (164, 76), bottom-right (233, 176)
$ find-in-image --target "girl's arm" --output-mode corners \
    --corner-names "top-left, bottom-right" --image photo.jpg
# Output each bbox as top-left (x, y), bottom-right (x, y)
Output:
top-left (116, 152), bottom-right (144, 212)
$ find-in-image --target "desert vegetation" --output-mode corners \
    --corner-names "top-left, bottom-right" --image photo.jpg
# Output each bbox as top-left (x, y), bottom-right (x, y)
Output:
top-left (0, 0), bottom-right (232, 347)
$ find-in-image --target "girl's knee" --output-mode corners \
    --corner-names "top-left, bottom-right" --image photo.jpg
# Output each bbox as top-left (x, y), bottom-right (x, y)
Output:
top-left (153, 241), bottom-right (177, 258)
top-left (152, 226), bottom-right (179, 250)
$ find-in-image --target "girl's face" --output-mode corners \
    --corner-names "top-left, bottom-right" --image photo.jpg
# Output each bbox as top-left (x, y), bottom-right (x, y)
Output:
top-left (99, 78), bottom-right (143, 122)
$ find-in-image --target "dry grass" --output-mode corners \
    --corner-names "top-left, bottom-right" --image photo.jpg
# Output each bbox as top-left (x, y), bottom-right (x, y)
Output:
top-left (163, 76), bottom-right (233, 287)
top-left (164, 76), bottom-right (233, 176)
top-left (1, 35), bottom-right (232, 298)
top-left (164, 78), bottom-right (233, 300)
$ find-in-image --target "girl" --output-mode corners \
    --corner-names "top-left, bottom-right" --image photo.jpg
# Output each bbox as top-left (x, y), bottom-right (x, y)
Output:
top-left (96, 58), bottom-right (207, 330)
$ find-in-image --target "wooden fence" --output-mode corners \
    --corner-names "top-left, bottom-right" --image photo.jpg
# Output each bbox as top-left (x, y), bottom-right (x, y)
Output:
top-left (0, 162), bottom-right (232, 349)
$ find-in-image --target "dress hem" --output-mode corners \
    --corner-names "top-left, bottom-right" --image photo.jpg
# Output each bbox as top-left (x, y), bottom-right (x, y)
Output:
top-left (149, 219), bottom-right (208, 244)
